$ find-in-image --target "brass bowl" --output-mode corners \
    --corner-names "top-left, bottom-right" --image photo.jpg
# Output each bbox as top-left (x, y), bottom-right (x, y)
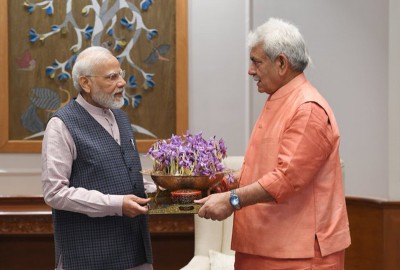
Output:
top-left (142, 169), bottom-right (231, 207)
top-left (149, 172), bottom-right (224, 192)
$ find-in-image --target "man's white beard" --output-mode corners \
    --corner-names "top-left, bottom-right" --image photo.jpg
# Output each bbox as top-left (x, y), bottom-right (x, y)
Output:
top-left (92, 87), bottom-right (125, 109)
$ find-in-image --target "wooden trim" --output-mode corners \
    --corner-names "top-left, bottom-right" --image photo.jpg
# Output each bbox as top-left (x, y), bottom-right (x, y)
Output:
top-left (346, 196), bottom-right (400, 207)
top-left (175, 0), bottom-right (189, 136)
top-left (0, 0), bottom-right (9, 150)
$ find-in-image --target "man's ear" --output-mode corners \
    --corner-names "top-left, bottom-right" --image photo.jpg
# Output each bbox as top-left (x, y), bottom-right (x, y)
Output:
top-left (277, 54), bottom-right (289, 74)
top-left (79, 76), bottom-right (91, 94)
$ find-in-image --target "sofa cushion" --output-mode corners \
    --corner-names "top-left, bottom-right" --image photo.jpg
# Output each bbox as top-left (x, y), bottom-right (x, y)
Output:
top-left (209, 250), bottom-right (234, 270)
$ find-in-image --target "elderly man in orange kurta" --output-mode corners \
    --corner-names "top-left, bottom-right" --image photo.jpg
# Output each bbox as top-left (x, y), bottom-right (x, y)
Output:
top-left (195, 17), bottom-right (351, 270)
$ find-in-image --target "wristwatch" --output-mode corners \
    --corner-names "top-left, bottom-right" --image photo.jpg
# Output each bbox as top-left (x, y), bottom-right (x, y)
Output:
top-left (229, 189), bottom-right (241, 210)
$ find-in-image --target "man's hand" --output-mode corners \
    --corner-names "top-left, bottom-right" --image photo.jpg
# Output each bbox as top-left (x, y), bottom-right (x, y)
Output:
top-left (211, 173), bottom-right (240, 193)
top-left (211, 178), bottom-right (230, 193)
top-left (194, 192), bottom-right (233, 221)
top-left (122, 195), bottom-right (151, 217)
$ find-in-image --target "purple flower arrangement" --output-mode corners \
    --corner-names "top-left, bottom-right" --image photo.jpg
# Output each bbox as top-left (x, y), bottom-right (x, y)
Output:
top-left (147, 131), bottom-right (228, 178)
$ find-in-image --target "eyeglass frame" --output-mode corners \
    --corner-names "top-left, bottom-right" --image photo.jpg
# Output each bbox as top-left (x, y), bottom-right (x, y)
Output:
top-left (84, 70), bottom-right (126, 82)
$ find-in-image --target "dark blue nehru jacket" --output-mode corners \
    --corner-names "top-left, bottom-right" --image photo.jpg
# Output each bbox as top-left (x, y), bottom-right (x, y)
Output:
top-left (52, 99), bottom-right (152, 270)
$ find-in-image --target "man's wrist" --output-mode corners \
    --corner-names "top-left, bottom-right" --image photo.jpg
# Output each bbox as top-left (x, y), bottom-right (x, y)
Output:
top-left (229, 189), bottom-right (241, 210)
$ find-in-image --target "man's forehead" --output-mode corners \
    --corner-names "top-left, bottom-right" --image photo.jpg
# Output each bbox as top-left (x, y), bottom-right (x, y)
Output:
top-left (250, 45), bottom-right (266, 58)
top-left (93, 57), bottom-right (120, 71)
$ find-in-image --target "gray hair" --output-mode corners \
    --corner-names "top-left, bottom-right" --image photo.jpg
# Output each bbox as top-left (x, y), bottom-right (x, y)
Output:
top-left (248, 18), bottom-right (311, 72)
top-left (71, 46), bottom-right (115, 92)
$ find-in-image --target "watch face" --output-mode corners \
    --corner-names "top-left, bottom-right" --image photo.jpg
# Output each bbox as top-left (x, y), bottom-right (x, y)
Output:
top-left (230, 193), bottom-right (240, 209)
top-left (231, 196), bottom-right (239, 205)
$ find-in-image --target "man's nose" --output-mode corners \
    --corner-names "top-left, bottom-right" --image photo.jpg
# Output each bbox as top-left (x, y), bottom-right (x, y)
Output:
top-left (248, 67), bottom-right (255, 76)
top-left (117, 78), bottom-right (126, 87)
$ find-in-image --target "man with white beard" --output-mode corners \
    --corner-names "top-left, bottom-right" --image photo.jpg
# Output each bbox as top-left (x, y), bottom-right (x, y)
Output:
top-left (42, 46), bottom-right (153, 270)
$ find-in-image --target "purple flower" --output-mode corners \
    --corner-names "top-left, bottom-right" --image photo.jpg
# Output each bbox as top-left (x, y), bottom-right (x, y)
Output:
top-left (147, 131), bottom-right (229, 178)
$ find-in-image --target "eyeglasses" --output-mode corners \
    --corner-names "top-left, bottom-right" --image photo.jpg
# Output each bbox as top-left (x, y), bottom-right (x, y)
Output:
top-left (85, 70), bottom-right (125, 82)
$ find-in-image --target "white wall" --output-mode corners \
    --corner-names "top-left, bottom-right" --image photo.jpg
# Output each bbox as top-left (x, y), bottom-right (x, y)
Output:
top-left (388, 0), bottom-right (400, 199)
top-left (1, 0), bottom-right (400, 200)
top-left (188, 0), bottom-right (248, 155)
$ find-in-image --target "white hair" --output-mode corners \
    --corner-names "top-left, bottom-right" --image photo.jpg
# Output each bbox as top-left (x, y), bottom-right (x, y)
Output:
top-left (71, 46), bottom-right (115, 92)
top-left (248, 18), bottom-right (311, 71)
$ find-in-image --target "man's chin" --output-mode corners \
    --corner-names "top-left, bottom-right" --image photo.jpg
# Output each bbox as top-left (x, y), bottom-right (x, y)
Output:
top-left (110, 99), bottom-right (124, 109)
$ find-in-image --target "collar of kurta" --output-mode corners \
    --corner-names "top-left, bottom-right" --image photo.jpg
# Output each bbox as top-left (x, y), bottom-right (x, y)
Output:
top-left (269, 73), bottom-right (307, 101)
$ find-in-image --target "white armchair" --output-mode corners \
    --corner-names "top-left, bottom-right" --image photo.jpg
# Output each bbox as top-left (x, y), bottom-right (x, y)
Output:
top-left (180, 156), bottom-right (244, 270)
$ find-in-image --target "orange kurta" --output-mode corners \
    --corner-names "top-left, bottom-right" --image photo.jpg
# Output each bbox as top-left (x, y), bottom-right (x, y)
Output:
top-left (232, 73), bottom-right (351, 259)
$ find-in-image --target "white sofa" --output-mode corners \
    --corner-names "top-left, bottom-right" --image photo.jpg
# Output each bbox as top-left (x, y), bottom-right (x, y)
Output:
top-left (180, 156), bottom-right (244, 270)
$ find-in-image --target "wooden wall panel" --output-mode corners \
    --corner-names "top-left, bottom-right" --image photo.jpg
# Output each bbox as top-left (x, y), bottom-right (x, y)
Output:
top-left (345, 198), bottom-right (384, 269)
top-left (0, 235), bottom-right (55, 270)
top-left (345, 197), bottom-right (400, 270)
top-left (383, 208), bottom-right (400, 269)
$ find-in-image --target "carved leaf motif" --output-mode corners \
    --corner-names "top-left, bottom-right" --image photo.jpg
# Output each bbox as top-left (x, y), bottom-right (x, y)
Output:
top-left (29, 87), bottom-right (60, 110)
top-left (20, 104), bottom-right (44, 133)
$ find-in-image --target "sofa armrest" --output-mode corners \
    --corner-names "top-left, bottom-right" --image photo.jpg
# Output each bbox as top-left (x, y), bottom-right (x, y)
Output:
top-left (180, 255), bottom-right (210, 270)
top-left (194, 216), bottom-right (223, 256)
